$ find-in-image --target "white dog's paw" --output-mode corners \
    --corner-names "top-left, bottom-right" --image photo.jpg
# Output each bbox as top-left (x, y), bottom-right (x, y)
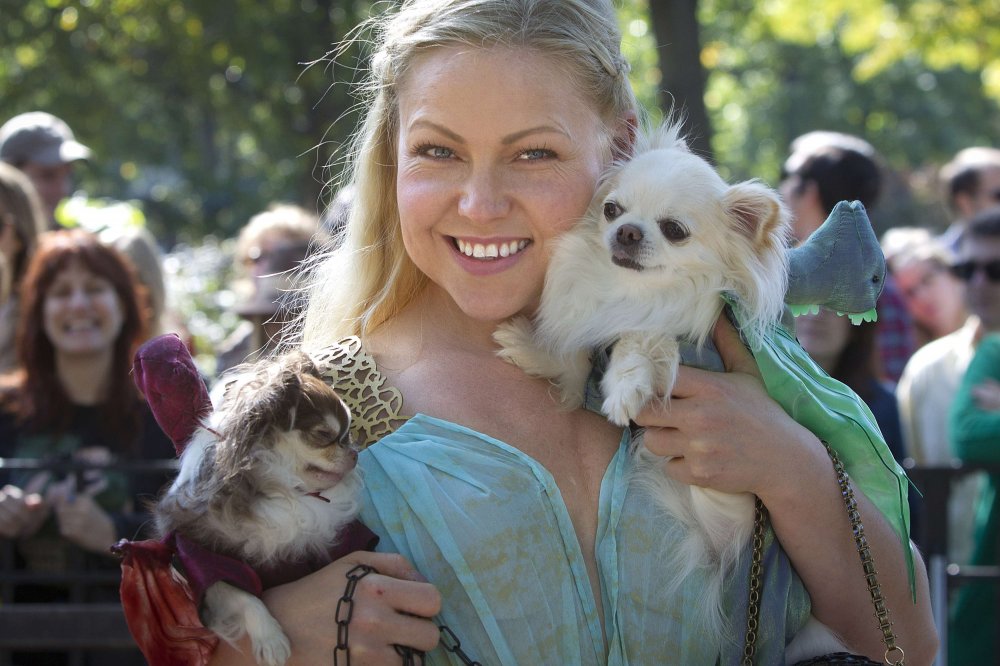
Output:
top-left (244, 598), bottom-right (291, 666)
top-left (494, 317), bottom-right (541, 368)
top-left (204, 583), bottom-right (291, 666)
top-left (601, 377), bottom-right (650, 425)
top-left (601, 352), bottom-right (656, 425)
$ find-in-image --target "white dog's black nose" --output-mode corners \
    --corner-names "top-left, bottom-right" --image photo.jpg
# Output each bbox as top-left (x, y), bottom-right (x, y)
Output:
top-left (616, 224), bottom-right (643, 246)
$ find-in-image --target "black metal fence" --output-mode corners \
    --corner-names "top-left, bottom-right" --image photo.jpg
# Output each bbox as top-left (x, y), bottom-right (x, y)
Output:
top-left (1, 457), bottom-right (997, 665)
top-left (0, 457), bottom-right (177, 666)
top-left (905, 460), bottom-right (1000, 666)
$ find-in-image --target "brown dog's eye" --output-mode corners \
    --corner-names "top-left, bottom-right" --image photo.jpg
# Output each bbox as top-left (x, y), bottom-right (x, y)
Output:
top-left (604, 201), bottom-right (624, 221)
top-left (658, 218), bottom-right (689, 242)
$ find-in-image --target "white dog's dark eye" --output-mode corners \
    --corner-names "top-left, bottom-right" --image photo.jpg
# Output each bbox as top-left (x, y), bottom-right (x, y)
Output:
top-left (658, 218), bottom-right (689, 242)
top-left (604, 201), bottom-right (624, 221)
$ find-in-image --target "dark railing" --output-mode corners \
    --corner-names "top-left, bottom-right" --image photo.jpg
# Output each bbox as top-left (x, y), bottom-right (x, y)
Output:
top-left (2, 457), bottom-right (997, 665)
top-left (905, 460), bottom-right (1000, 666)
top-left (0, 457), bottom-right (177, 666)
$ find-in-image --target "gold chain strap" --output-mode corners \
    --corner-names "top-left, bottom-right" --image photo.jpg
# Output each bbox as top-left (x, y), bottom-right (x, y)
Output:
top-left (821, 440), bottom-right (905, 666)
top-left (742, 441), bottom-right (905, 666)
top-left (741, 497), bottom-right (767, 666)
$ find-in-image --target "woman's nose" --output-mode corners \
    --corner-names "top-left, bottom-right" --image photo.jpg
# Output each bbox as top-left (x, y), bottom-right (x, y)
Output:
top-left (66, 287), bottom-right (90, 308)
top-left (458, 167), bottom-right (510, 223)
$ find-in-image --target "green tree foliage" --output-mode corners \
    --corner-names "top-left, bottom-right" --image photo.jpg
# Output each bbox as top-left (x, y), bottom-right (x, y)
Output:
top-left (3, 0), bottom-right (998, 240)
top-left (693, 0), bottom-right (1000, 231)
top-left (1, 0), bottom-right (374, 243)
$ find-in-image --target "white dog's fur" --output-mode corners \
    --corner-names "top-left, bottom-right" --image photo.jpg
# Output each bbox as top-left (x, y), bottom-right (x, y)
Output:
top-left (154, 352), bottom-right (362, 666)
top-left (495, 122), bottom-right (848, 660)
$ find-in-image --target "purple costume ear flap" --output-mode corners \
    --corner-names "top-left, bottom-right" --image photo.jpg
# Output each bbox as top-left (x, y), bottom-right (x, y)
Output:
top-left (133, 333), bottom-right (212, 456)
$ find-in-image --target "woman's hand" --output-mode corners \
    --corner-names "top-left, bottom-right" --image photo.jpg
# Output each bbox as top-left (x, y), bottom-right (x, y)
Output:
top-left (972, 377), bottom-right (1000, 412)
top-left (0, 473), bottom-right (52, 539)
top-left (210, 551), bottom-right (441, 665)
top-left (638, 315), bottom-right (938, 661)
top-left (47, 475), bottom-right (117, 554)
top-left (635, 316), bottom-right (819, 501)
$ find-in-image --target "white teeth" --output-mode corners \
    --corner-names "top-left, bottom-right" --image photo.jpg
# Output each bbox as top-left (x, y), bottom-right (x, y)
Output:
top-left (456, 238), bottom-right (528, 260)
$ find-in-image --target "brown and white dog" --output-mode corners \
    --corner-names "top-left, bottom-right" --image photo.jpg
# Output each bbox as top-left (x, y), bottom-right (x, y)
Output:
top-left (153, 351), bottom-right (362, 666)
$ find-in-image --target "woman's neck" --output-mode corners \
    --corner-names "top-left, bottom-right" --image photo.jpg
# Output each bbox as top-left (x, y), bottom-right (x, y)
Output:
top-left (56, 351), bottom-right (113, 405)
top-left (366, 285), bottom-right (506, 365)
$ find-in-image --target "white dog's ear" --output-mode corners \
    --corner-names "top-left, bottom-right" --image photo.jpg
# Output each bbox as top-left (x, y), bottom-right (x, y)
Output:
top-left (722, 182), bottom-right (788, 252)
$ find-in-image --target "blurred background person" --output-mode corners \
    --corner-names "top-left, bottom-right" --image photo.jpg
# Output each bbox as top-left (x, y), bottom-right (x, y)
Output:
top-left (947, 331), bottom-right (1000, 664)
top-left (0, 252), bottom-right (9, 306)
top-left (898, 205), bottom-right (1000, 565)
top-left (214, 203), bottom-right (327, 375)
top-left (0, 162), bottom-right (48, 373)
top-left (779, 130), bottom-right (917, 383)
top-left (0, 229), bottom-right (174, 666)
top-left (98, 224), bottom-right (192, 348)
top-left (0, 112), bottom-right (92, 228)
top-left (938, 147), bottom-right (1000, 252)
top-left (882, 226), bottom-right (968, 350)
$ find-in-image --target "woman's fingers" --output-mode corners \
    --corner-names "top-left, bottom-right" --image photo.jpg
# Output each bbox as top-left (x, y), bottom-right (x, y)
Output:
top-left (711, 315), bottom-right (761, 378)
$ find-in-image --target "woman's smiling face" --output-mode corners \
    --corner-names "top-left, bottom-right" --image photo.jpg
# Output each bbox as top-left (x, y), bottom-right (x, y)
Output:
top-left (395, 46), bottom-right (611, 322)
top-left (43, 258), bottom-right (124, 358)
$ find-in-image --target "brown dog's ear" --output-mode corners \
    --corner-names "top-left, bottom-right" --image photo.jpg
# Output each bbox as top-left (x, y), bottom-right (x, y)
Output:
top-left (288, 351), bottom-right (322, 380)
top-left (216, 364), bottom-right (301, 479)
top-left (722, 182), bottom-right (789, 252)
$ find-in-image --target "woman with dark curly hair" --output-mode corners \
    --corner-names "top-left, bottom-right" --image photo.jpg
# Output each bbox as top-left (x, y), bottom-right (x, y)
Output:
top-left (0, 228), bottom-right (174, 665)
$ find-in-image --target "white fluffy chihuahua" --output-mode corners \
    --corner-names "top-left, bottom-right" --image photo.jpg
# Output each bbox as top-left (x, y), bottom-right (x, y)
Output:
top-left (153, 351), bottom-right (363, 666)
top-left (495, 122), bottom-right (847, 659)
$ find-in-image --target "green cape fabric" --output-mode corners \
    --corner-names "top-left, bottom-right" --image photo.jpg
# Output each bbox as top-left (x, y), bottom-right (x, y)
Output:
top-left (739, 303), bottom-right (915, 596)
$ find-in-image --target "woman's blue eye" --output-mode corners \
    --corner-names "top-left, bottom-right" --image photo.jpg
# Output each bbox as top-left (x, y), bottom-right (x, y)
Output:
top-left (520, 148), bottom-right (554, 161)
top-left (418, 144), bottom-right (453, 159)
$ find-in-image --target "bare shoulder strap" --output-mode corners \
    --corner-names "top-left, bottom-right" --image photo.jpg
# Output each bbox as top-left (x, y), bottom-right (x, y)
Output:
top-left (312, 336), bottom-right (410, 448)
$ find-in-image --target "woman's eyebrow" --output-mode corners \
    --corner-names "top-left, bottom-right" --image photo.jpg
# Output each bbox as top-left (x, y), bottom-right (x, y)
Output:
top-left (501, 125), bottom-right (567, 145)
top-left (408, 120), bottom-right (464, 144)
top-left (408, 120), bottom-right (567, 146)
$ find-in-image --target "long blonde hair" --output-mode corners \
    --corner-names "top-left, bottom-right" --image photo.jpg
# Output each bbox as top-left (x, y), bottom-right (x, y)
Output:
top-left (300, 0), bottom-right (638, 351)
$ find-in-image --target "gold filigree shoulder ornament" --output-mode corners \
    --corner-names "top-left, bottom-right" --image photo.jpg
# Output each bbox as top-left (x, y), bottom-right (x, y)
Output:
top-left (312, 337), bottom-right (410, 448)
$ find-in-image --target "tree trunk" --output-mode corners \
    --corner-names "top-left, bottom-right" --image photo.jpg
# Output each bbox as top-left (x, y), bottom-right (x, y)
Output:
top-left (646, 0), bottom-right (713, 161)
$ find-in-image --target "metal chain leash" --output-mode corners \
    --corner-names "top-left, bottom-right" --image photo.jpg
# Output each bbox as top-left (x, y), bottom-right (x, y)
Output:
top-left (334, 564), bottom-right (376, 666)
top-left (743, 443), bottom-right (906, 666)
top-left (820, 441), bottom-right (905, 666)
top-left (741, 497), bottom-right (767, 666)
top-left (334, 564), bottom-right (483, 666)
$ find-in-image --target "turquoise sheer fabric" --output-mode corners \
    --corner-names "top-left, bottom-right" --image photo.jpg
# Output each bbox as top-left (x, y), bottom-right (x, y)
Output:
top-left (359, 414), bottom-right (811, 665)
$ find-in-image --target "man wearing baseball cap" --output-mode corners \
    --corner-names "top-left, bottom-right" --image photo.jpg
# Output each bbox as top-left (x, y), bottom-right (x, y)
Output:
top-left (0, 111), bottom-right (92, 226)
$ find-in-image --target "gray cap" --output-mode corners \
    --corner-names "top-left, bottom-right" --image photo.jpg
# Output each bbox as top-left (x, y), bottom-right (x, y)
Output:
top-left (0, 112), bottom-right (92, 166)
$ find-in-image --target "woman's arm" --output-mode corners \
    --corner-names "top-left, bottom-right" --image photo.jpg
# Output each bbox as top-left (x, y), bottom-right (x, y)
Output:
top-left (638, 318), bottom-right (937, 664)
top-left (209, 551), bottom-right (441, 666)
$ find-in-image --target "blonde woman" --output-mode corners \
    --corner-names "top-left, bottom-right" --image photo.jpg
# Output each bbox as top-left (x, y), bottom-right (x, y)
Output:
top-left (200, 1), bottom-right (936, 664)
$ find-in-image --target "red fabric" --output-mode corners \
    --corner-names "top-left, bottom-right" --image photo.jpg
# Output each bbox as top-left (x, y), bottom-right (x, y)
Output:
top-left (132, 333), bottom-right (212, 455)
top-left (113, 538), bottom-right (218, 666)
top-left (115, 523), bottom-right (379, 666)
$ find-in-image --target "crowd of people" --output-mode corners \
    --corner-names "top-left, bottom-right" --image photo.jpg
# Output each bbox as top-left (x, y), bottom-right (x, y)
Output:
top-left (0, 0), bottom-right (998, 663)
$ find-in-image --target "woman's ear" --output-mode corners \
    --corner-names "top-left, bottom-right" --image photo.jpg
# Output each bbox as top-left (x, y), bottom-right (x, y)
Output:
top-left (611, 110), bottom-right (639, 162)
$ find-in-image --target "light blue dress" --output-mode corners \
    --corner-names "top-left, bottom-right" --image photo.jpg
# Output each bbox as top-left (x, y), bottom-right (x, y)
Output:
top-left (359, 414), bottom-right (811, 665)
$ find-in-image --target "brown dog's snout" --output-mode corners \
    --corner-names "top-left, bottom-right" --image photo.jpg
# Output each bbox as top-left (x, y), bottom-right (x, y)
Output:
top-left (615, 223), bottom-right (643, 246)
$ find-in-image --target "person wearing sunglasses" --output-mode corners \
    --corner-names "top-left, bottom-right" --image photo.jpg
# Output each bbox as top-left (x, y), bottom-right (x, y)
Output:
top-left (898, 205), bottom-right (1000, 568)
top-left (938, 147), bottom-right (1000, 253)
top-left (943, 204), bottom-right (1000, 664)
